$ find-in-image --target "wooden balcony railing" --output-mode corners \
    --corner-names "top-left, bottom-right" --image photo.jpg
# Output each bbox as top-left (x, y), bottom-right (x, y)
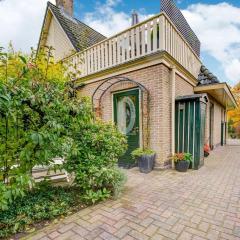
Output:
top-left (65, 12), bottom-right (201, 79)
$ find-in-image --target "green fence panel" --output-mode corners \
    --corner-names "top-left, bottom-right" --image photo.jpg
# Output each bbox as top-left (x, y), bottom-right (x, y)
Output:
top-left (175, 95), bottom-right (207, 170)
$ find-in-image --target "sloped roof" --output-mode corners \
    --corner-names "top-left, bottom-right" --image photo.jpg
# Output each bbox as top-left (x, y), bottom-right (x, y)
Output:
top-left (196, 66), bottom-right (237, 108)
top-left (161, 0), bottom-right (201, 57)
top-left (198, 65), bottom-right (220, 86)
top-left (195, 83), bottom-right (237, 109)
top-left (44, 2), bottom-right (106, 52)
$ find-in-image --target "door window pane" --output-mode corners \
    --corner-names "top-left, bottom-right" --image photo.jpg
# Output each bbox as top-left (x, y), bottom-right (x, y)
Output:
top-left (117, 96), bottom-right (136, 134)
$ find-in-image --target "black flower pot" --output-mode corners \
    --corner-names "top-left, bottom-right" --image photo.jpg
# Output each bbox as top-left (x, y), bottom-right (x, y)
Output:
top-left (204, 151), bottom-right (209, 157)
top-left (138, 154), bottom-right (156, 174)
top-left (175, 160), bottom-right (190, 172)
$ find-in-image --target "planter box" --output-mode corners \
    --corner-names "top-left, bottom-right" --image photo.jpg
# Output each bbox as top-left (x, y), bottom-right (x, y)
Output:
top-left (138, 154), bottom-right (156, 174)
top-left (175, 160), bottom-right (190, 172)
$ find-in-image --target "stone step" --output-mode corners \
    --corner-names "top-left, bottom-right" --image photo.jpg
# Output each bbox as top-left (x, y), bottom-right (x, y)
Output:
top-left (34, 173), bottom-right (68, 183)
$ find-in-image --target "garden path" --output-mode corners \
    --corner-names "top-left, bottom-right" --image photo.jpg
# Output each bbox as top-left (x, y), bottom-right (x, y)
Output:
top-left (25, 146), bottom-right (240, 240)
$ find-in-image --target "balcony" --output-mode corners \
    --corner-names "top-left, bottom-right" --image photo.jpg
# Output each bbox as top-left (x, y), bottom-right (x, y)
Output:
top-left (65, 12), bottom-right (202, 80)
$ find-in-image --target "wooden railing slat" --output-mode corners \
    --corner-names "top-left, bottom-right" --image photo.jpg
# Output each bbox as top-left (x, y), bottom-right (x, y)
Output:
top-left (153, 18), bottom-right (158, 51)
top-left (126, 31), bottom-right (130, 61)
top-left (136, 26), bottom-right (140, 57)
top-left (141, 24), bottom-right (146, 55)
top-left (147, 21), bottom-right (152, 54)
top-left (131, 28), bottom-right (135, 60)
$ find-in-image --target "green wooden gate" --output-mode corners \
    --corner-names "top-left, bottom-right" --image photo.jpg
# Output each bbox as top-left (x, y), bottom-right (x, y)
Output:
top-left (175, 95), bottom-right (208, 170)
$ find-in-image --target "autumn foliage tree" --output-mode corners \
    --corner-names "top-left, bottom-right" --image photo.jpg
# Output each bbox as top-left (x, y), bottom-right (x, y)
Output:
top-left (228, 82), bottom-right (240, 138)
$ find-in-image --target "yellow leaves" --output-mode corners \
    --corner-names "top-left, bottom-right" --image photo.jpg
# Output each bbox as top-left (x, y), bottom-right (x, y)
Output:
top-left (228, 84), bottom-right (240, 128)
top-left (0, 45), bottom-right (68, 85)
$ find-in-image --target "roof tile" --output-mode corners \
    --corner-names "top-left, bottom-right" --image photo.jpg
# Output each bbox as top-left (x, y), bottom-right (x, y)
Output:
top-left (48, 2), bottom-right (106, 51)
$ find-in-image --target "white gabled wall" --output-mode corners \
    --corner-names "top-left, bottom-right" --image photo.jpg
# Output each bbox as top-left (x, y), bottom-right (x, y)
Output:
top-left (45, 15), bottom-right (75, 61)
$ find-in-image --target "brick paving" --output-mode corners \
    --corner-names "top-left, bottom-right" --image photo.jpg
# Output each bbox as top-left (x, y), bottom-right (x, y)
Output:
top-left (24, 146), bottom-right (240, 240)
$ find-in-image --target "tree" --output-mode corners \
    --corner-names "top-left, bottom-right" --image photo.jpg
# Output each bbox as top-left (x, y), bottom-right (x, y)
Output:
top-left (228, 82), bottom-right (240, 138)
top-left (0, 45), bottom-right (127, 209)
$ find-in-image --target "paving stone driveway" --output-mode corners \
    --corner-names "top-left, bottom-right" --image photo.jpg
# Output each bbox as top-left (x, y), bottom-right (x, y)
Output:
top-left (26, 146), bottom-right (240, 240)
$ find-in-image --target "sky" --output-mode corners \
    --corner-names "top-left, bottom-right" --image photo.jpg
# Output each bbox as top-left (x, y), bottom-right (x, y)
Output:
top-left (0, 0), bottom-right (240, 86)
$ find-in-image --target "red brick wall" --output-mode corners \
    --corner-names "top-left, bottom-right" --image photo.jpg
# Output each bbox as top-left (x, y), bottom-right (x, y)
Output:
top-left (80, 64), bottom-right (176, 166)
top-left (78, 63), bottom-right (195, 167)
top-left (175, 74), bottom-right (194, 97)
top-left (76, 55), bottom-right (226, 168)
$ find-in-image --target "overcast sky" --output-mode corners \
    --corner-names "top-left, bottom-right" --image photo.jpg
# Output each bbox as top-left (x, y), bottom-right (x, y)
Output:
top-left (0, 0), bottom-right (240, 86)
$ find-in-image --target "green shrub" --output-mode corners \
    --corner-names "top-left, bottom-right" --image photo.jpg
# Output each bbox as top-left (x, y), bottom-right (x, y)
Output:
top-left (131, 148), bottom-right (156, 158)
top-left (65, 121), bottom-right (127, 204)
top-left (0, 174), bottom-right (33, 211)
top-left (75, 167), bottom-right (126, 204)
top-left (0, 46), bottom-right (127, 210)
top-left (65, 121), bottom-right (127, 169)
top-left (0, 46), bottom-right (128, 237)
top-left (0, 183), bottom-right (83, 238)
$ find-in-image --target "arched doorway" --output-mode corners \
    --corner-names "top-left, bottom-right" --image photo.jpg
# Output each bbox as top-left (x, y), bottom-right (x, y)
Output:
top-left (92, 77), bottom-right (150, 168)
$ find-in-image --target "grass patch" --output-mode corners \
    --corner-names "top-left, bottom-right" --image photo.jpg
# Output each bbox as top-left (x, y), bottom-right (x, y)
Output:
top-left (0, 183), bottom-right (86, 239)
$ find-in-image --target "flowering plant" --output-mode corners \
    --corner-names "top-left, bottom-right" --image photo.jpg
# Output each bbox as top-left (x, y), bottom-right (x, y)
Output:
top-left (204, 144), bottom-right (210, 153)
top-left (173, 153), bottom-right (192, 163)
top-left (204, 144), bottom-right (210, 157)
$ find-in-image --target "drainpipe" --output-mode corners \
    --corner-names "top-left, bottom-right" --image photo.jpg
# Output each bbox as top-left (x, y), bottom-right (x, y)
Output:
top-left (170, 66), bottom-right (176, 168)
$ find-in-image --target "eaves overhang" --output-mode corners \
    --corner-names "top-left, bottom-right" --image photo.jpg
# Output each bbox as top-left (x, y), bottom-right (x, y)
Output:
top-left (194, 83), bottom-right (237, 110)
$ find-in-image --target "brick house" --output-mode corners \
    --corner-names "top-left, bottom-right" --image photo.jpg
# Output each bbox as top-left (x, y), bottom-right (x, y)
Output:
top-left (38, 0), bottom-right (237, 169)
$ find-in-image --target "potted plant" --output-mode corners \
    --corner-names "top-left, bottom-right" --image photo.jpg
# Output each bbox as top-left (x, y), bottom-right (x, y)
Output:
top-left (173, 153), bottom-right (192, 172)
top-left (131, 148), bottom-right (156, 174)
top-left (204, 144), bottom-right (210, 157)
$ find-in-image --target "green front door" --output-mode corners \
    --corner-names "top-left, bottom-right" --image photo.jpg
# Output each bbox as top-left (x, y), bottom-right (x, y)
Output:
top-left (113, 89), bottom-right (140, 168)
